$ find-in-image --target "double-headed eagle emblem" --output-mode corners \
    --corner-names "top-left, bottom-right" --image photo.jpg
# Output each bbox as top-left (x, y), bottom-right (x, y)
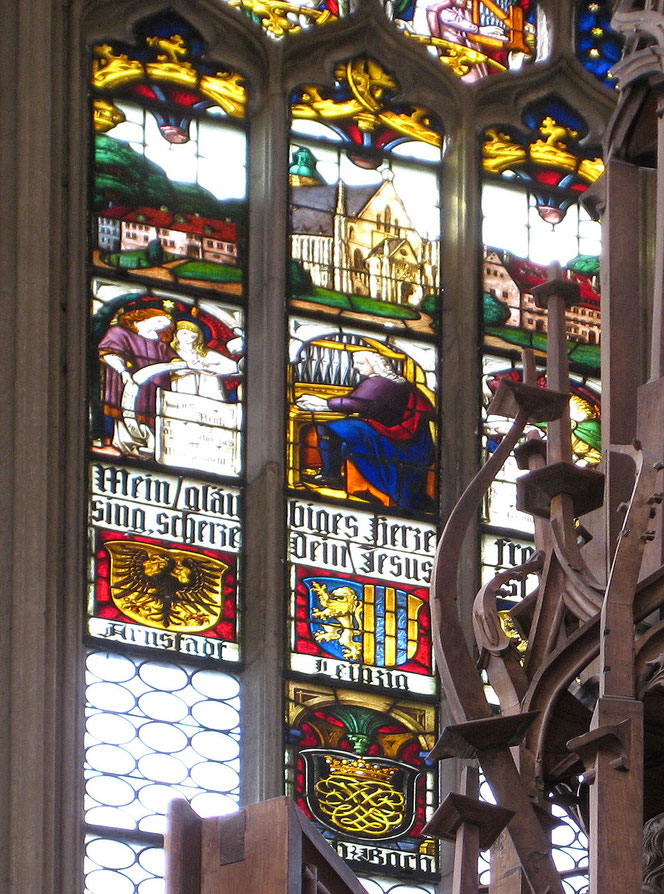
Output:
top-left (104, 540), bottom-right (227, 633)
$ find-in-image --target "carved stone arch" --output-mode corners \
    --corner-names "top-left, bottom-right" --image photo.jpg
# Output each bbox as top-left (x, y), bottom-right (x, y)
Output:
top-left (79, 0), bottom-right (270, 101)
top-left (281, 9), bottom-right (462, 133)
top-left (474, 52), bottom-right (617, 140)
top-left (535, 0), bottom-right (587, 60)
top-left (605, 78), bottom-right (656, 165)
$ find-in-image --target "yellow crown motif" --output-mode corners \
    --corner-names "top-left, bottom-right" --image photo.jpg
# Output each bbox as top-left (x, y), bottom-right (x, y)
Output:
top-left (323, 755), bottom-right (397, 784)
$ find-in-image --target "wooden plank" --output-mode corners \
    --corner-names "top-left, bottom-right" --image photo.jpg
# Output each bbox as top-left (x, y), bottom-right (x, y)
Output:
top-left (167, 797), bottom-right (370, 894)
top-left (651, 95), bottom-right (664, 380)
top-left (200, 798), bottom-right (291, 894)
top-left (165, 799), bottom-right (202, 894)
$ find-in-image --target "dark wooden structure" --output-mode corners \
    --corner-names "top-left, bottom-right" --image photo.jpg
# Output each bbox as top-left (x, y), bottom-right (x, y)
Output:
top-left (165, 797), bottom-right (370, 894)
top-left (422, 4), bottom-right (664, 891)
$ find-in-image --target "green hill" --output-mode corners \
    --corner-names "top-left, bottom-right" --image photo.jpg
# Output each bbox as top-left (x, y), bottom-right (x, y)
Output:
top-left (94, 133), bottom-right (246, 223)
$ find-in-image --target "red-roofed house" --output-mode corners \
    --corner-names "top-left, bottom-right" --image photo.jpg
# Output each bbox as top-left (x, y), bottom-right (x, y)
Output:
top-left (483, 246), bottom-right (601, 345)
top-left (97, 206), bottom-right (239, 265)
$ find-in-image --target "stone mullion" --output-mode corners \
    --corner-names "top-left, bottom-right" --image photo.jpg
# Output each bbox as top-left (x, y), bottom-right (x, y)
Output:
top-left (435, 97), bottom-right (484, 890)
top-left (2, 0), bottom-right (80, 892)
top-left (240, 49), bottom-right (291, 806)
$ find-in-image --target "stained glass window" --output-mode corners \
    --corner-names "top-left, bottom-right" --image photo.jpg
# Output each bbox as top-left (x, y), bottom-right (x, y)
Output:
top-left (480, 97), bottom-right (602, 618)
top-left (86, 14), bottom-right (247, 891)
top-left (285, 681), bottom-right (438, 878)
top-left (221, 0), bottom-right (348, 37)
top-left (66, 4), bottom-right (617, 894)
top-left (285, 56), bottom-right (442, 886)
top-left (383, 0), bottom-right (538, 81)
top-left (576, 0), bottom-right (624, 88)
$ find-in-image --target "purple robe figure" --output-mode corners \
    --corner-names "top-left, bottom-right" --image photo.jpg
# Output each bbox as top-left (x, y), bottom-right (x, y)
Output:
top-left (98, 307), bottom-right (177, 456)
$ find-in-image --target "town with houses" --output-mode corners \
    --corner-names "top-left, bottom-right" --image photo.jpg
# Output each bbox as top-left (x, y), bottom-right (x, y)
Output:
top-left (483, 246), bottom-right (601, 344)
top-left (97, 205), bottom-right (239, 265)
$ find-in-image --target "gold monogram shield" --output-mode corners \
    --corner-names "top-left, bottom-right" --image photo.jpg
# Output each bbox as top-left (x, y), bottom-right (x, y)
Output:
top-left (302, 749), bottom-right (418, 841)
top-left (104, 540), bottom-right (227, 632)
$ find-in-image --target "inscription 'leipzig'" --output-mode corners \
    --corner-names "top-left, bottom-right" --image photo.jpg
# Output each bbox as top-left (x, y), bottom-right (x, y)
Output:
top-left (288, 499), bottom-right (437, 586)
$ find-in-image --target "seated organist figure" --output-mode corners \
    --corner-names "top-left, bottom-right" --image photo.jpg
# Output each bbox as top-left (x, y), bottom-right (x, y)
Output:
top-left (296, 350), bottom-right (435, 512)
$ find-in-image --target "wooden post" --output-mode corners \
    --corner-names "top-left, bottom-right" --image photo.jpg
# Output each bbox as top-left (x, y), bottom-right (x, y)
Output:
top-left (599, 160), bottom-right (645, 570)
top-left (650, 90), bottom-right (664, 381)
top-left (542, 264), bottom-right (573, 466)
top-left (451, 766), bottom-right (483, 894)
top-left (165, 799), bottom-right (202, 894)
top-left (423, 764), bottom-right (515, 894)
top-left (569, 446), bottom-right (658, 894)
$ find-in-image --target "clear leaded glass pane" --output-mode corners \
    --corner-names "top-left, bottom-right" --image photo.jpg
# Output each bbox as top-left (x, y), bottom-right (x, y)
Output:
top-left (85, 650), bottom-right (241, 834)
top-left (85, 836), bottom-right (164, 894)
top-left (359, 878), bottom-right (437, 894)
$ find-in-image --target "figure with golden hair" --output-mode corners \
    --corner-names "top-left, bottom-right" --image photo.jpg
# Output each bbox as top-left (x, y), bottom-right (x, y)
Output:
top-left (169, 320), bottom-right (240, 401)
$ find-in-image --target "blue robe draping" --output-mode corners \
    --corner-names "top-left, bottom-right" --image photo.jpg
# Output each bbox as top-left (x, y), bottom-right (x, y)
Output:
top-left (323, 416), bottom-right (434, 511)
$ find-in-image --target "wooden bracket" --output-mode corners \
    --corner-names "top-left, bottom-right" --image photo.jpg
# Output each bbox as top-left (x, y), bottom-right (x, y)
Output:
top-left (517, 462), bottom-right (605, 519)
top-left (423, 793), bottom-right (515, 850)
top-left (532, 277), bottom-right (581, 309)
top-left (428, 711), bottom-right (540, 761)
top-left (487, 379), bottom-right (569, 423)
top-left (567, 718), bottom-right (633, 784)
top-left (514, 437), bottom-right (548, 470)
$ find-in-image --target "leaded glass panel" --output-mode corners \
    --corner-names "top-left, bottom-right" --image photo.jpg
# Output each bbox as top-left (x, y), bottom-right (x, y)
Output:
top-left (285, 54), bottom-right (442, 888)
top-left (289, 59), bottom-right (443, 336)
top-left (85, 836), bottom-right (164, 894)
top-left (288, 320), bottom-right (438, 515)
top-left (287, 499), bottom-right (437, 694)
top-left (85, 651), bottom-right (241, 833)
top-left (85, 16), bottom-right (248, 893)
top-left (575, 0), bottom-right (623, 88)
top-left (90, 284), bottom-right (244, 475)
top-left (382, 0), bottom-right (538, 82)
top-left (221, 0), bottom-right (348, 38)
top-left (359, 878), bottom-right (436, 894)
top-left (285, 681), bottom-right (438, 878)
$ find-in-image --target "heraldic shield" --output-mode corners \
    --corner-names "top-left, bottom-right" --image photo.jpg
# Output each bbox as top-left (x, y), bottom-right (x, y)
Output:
top-left (305, 576), bottom-right (424, 666)
top-left (301, 748), bottom-right (419, 842)
top-left (104, 540), bottom-right (227, 633)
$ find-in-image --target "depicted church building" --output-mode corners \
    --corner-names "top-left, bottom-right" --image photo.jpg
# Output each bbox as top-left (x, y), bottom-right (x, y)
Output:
top-left (291, 173), bottom-right (439, 306)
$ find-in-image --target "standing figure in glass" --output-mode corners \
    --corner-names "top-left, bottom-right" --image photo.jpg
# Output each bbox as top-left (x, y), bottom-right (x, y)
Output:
top-left (97, 306), bottom-right (178, 457)
top-left (169, 320), bottom-right (241, 402)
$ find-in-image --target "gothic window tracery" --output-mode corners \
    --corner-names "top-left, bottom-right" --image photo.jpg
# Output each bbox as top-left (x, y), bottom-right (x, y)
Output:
top-left (79, 2), bottom-right (617, 892)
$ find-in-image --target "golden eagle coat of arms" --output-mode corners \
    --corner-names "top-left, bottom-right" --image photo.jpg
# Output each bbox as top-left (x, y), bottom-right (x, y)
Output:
top-left (104, 540), bottom-right (227, 632)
